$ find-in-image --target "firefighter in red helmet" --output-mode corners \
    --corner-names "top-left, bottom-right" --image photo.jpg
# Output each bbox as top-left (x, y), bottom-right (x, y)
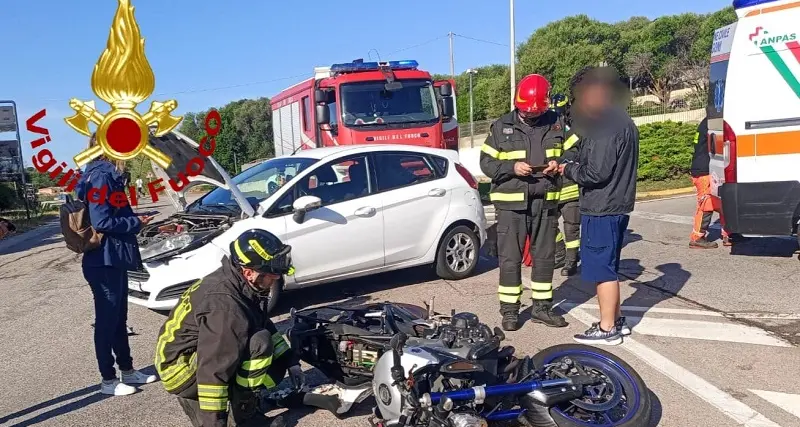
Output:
top-left (480, 74), bottom-right (568, 331)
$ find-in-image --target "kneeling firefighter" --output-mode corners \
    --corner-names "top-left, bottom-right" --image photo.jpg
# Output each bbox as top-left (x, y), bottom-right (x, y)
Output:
top-left (551, 93), bottom-right (581, 276)
top-left (480, 74), bottom-right (569, 331)
top-left (155, 229), bottom-right (303, 427)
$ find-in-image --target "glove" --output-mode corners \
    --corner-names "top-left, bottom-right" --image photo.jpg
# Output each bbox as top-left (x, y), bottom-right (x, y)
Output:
top-left (288, 365), bottom-right (306, 389)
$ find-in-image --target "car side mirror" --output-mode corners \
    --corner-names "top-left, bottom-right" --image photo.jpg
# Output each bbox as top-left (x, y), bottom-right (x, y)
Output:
top-left (292, 195), bottom-right (322, 224)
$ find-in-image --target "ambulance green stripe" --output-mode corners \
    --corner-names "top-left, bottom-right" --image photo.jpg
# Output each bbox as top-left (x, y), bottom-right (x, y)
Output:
top-left (761, 45), bottom-right (800, 98)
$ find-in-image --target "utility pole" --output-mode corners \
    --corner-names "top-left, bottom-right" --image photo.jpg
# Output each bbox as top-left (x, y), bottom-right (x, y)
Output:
top-left (466, 69), bottom-right (478, 147)
top-left (448, 32), bottom-right (455, 78)
top-left (509, 0), bottom-right (516, 111)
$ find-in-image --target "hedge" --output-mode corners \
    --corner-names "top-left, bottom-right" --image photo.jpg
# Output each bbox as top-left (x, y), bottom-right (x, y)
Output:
top-left (637, 120), bottom-right (697, 181)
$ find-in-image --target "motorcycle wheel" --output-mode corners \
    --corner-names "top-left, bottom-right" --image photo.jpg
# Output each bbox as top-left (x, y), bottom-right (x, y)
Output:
top-left (531, 344), bottom-right (652, 427)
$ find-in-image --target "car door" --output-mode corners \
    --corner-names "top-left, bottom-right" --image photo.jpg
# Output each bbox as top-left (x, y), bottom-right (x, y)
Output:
top-left (373, 151), bottom-right (451, 265)
top-left (281, 154), bottom-right (384, 282)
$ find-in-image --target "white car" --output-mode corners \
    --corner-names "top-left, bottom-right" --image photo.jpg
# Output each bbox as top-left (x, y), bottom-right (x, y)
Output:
top-left (128, 131), bottom-right (488, 312)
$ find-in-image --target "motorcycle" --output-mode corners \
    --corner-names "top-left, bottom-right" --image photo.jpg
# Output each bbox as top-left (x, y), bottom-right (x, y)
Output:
top-left (286, 300), bottom-right (652, 427)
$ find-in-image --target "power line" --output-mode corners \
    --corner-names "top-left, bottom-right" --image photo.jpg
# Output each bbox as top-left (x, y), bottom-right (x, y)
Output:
top-left (386, 34), bottom-right (449, 56)
top-left (453, 33), bottom-right (509, 47)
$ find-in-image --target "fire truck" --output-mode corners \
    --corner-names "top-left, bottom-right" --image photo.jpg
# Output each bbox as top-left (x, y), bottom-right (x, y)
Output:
top-left (270, 60), bottom-right (458, 156)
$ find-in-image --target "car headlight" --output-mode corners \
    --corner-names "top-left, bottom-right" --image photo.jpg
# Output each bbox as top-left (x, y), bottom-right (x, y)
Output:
top-left (140, 233), bottom-right (195, 260)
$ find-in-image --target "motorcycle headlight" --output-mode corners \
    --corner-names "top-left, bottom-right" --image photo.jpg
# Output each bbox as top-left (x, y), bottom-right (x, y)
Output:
top-left (140, 233), bottom-right (195, 260)
top-left (448, 413), bottom-right (488, 427)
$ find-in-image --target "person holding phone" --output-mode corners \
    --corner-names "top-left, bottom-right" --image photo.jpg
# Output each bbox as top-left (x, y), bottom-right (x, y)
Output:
top-left (480, 74), bottom-right (568, 331)
top-left (76, 133), bottom-right (157, 395)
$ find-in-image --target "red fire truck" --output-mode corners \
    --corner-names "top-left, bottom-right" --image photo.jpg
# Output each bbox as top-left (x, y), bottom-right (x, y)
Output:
top-left (269, 60), bottom-right (458, 156)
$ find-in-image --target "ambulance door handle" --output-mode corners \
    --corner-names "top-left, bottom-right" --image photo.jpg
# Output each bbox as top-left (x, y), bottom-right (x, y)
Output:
top-left (428, 188), bottom-right (446, 197)
top-left (709, 133), bottom-right (717, 155)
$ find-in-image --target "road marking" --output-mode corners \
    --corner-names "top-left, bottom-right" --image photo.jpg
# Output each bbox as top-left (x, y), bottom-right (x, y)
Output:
top-left (750, 390), bottom-right (800, 420)
top-left (566, 306), bottom-right (783, 427)
top-left (561, 303), bottom-right (800, 321)
top-left (629, 210), bottom-right (694, 225)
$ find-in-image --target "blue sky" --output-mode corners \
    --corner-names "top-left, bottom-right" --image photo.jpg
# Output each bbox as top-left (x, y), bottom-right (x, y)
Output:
top-left (1, 0), bottom-right (731, 167)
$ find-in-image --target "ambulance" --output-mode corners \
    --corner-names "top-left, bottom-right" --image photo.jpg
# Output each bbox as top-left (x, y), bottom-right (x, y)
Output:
top-left (709, 0), bottom-right (800, 242)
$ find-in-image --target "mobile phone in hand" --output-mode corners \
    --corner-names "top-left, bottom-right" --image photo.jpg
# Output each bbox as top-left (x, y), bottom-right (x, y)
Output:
top-left (529, 164), bottom-right (549, 173)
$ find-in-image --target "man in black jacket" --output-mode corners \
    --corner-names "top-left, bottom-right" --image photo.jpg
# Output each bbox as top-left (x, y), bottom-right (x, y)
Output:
top-left (155, 229), bottom-right (302, 427)
top-left (559, 66), bottom-right (638, 346)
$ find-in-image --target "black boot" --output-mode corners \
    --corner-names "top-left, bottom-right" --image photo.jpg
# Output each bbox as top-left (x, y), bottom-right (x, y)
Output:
top-left (560, 249), bottom-right (578, 276)
top-left (501, 310), bottom-right (520, 331)
top-left (530, 300), bottom-right (568, 328)
top-left (555, 245), bottom-right (566, 269)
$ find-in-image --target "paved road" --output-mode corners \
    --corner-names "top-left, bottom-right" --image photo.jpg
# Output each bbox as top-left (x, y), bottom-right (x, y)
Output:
top-left (1, 194), bottom-right (799, 427)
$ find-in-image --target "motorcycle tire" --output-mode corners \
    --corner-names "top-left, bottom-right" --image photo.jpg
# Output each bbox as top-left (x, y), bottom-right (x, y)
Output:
top-left (529, 344), bottom-right (652, 427)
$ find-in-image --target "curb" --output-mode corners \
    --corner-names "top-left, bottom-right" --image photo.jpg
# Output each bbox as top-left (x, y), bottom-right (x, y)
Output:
top-left (635, 186), bottom-right (695, 199)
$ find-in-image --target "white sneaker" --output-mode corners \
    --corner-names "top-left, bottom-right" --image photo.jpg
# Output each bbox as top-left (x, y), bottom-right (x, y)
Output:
top-left (121, 369), bottom-right (158, 385)
top-left (100, 379), bottom-right (138, 396)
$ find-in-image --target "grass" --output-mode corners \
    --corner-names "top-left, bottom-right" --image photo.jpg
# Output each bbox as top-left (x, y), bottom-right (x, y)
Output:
top-left (636, 176), bottom-right (693, 193)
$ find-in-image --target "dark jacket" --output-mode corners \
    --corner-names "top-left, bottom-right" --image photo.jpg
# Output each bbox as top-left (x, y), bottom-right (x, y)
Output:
top-left (76, 160), bottom-right (142, 271)
top-left (155, 257), bottom-right (298, 427)
top-left (690, 118), bottom-right (710, 177)
top-left (562, 107), bottom-right (639, 216)
top-left (479, 109), bottom-right (565, 211)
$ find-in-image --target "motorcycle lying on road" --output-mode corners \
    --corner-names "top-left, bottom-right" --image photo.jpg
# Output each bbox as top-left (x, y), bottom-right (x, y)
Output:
top-left (280, 300), bottom-right (651, 427)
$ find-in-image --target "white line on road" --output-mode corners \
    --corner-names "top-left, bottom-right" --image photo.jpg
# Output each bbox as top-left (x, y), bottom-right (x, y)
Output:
top-left (629, 210), bottom-right (694, 225)
top-left (622, 316), bottom-right (791, 347)
top-left (566, 306), bottom-right (783, 427)
top-left (561, 303), bottom-right (800, 321)
top-left (750, 390), bottom-right (800, 420)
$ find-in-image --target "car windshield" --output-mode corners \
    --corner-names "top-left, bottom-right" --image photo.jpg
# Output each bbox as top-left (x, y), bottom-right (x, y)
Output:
top-left (187, 157), bottom-right (317, 214)
top-left (340, 79), bottom-right (439, 127)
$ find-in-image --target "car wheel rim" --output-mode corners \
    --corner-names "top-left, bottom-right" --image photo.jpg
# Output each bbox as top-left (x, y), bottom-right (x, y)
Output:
top-left (445, 232), bottom-right (475, 273)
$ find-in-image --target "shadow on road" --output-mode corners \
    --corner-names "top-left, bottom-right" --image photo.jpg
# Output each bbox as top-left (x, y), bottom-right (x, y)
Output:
top-left (649, 390), bottom-right (663, 427)
top-left (556, 228), bottom-right (692, 332)
top-left (0, 223), bottom-right (63, 256)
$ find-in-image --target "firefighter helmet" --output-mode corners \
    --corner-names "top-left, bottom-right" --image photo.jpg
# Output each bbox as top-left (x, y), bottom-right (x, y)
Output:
top-left (230, 229), bottom-right (294, 276)
top-left (515, 74), bottom-right (551, 116)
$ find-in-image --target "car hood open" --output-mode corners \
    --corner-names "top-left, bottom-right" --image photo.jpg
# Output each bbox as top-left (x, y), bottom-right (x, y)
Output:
top-left (147, 130), bottom-right (255, 218)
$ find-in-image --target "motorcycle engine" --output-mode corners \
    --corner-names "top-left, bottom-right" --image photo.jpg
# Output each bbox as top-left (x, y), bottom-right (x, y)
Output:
top-left (436, 312), bottom-right (494, 349)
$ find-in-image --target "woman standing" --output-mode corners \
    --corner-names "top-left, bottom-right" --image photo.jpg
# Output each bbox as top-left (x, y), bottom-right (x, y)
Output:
top-left (76, 135), bottom-right (157, 395)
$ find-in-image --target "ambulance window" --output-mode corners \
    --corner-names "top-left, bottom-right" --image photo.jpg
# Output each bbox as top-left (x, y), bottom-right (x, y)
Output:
top-left (707, 60), bottom-right (729, 120)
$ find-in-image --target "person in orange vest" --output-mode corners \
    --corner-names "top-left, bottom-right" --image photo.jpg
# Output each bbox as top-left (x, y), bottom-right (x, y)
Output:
top-left (690, 117), bottom-right (731, 248)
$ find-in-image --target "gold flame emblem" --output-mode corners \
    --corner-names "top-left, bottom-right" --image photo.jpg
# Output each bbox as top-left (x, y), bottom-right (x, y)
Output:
top-left (66, 0), bottom-right (181, 169)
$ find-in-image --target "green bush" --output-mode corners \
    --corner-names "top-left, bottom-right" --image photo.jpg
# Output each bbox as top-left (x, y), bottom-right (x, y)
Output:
top-left (637, 121), bottom-right (697, 181)
top-left (0, 184), bottom-right (20, 210)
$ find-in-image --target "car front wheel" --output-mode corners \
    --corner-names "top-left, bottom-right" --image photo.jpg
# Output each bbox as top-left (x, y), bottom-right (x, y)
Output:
top-left (435, 225), bottom-right (480, 280)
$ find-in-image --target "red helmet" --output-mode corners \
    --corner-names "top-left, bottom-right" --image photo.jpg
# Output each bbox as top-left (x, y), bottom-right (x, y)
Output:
top-left (515, 74), bottom-right (551, 116)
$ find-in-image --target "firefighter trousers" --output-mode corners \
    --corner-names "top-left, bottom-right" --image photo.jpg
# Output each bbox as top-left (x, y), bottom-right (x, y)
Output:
top-left (555, 199), bottom-right (581, 264)
top-left (496, 197), bottom-right (557, 315)
top-left (176, 329), bottom-right (292, 427)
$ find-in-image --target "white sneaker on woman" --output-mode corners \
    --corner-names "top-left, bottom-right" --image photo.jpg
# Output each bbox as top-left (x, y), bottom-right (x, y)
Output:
top-left (100, 379), bottom-right (138, 396)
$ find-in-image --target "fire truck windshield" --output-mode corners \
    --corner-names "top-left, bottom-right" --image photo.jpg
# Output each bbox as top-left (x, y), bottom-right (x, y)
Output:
top-left (340, 79), bottom-right (439, 127)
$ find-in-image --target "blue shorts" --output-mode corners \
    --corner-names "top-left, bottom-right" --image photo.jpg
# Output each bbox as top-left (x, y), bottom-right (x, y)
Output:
top-left (580, 214), bottom-right (630, 284)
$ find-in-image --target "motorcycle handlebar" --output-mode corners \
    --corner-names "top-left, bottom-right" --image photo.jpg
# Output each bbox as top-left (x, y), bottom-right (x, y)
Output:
top-left (389, 332), bottom-right (408, 383)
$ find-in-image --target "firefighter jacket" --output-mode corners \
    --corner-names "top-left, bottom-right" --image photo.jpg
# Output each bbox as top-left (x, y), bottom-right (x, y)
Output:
top-left (559, 126), bottom-right (580, 203)
top-left (480, 110), bottom-right (565, 211)
top-left (155, 256), bottom-right (298, 425)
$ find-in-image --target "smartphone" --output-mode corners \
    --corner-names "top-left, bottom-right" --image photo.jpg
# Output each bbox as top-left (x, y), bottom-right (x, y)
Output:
top-left (529, 164), bottom-right (549, 173)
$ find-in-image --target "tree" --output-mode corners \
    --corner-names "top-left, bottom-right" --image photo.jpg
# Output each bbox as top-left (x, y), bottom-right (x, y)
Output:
top-left (26, 167), bottom-right (57, 189)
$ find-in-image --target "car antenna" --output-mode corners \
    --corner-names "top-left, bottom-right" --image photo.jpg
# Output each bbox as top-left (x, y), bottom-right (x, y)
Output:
top-left (291, 145), bottom-right (305, 155)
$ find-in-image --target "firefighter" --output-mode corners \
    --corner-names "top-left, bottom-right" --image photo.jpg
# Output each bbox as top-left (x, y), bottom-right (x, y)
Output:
top-left (480, 74), bottom-right (568, 331)
top-left (155, 229), bottom-right (302, 427)
top-left (551, 93), bottom-right (581, 276)
top-left (690, 116), bottom-right (731, 248)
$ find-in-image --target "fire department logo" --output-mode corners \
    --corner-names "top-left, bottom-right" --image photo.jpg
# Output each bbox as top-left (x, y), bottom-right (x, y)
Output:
top-left (65, 0), bottom-right (182, 169)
